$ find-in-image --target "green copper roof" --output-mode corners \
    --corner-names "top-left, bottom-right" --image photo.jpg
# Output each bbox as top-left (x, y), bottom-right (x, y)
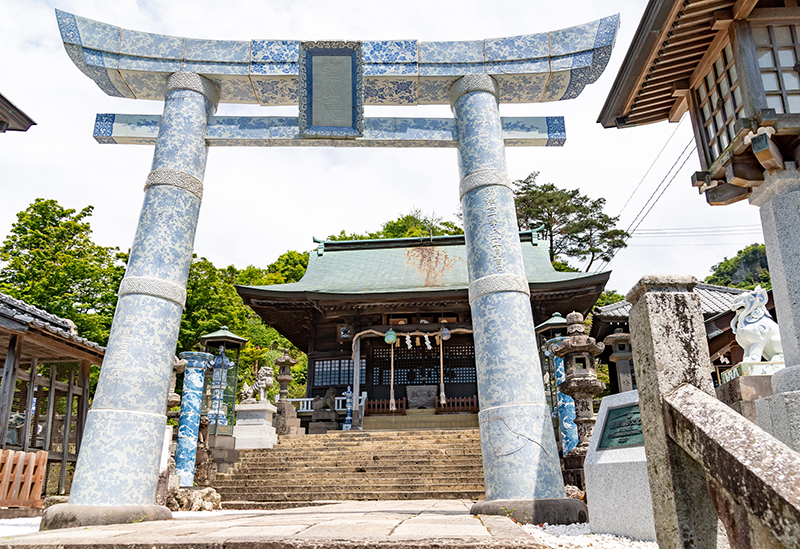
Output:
top-left (239, 232), bottom-right (607, 298)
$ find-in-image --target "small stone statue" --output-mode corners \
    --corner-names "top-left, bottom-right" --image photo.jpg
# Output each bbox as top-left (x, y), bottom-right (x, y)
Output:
top-left (731, 285), bottom-right (783, 363)
top-left (312, 387), bottom-right (337, 412)
top-left (167, 356), bottom-right (187, 409)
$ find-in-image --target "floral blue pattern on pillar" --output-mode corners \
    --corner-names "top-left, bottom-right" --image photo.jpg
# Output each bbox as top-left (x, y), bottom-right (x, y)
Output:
top-left (68, 73), bottom-right (217, 507)
top-left (175, 352), bottom-right (211, 487)
top-left (555, 354), bottom-right (579, 455)
top-left (453, 75), bottom-right (565, 501)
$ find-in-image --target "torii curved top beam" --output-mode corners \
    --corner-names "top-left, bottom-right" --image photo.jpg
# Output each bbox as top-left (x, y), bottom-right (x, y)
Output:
top-left (56, 10), bottom-right (619, 106)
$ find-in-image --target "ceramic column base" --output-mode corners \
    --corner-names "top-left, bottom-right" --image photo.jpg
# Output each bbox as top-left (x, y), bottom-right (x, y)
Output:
top-left (40, 503), bottom-right (171, 531)
top-left (471, 498), bottom-right (588, 525)
top-left (68, 409), bottom-right (166, 506)
top-left (478, 403), bottom-right (565, 500)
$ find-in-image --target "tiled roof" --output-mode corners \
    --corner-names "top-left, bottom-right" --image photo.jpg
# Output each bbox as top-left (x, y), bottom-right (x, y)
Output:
top-left (240, 233), bottom-right (608, 297)
top-left (594, 283), bottom-right (746, 320)
top-left (0, 292), bottom-right (105, 352)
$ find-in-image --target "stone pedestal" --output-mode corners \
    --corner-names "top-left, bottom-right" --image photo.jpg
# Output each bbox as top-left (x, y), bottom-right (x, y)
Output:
top-left (274, 399), bottom-right (302, 436)
top-left (716, 375), bottom-right (773, 423)
top-left (756, 390), bottom-right (800, 452)
top-left (584, 390), bottom-right (656, 542)
top-left (562, 453), bottom-right (586, 491)
top-left (308, 409), bottom-right (337, 434)
top-left (233, 402), bottom-right (277, 450)
top-left (750, 163), bottom-right (800, 452)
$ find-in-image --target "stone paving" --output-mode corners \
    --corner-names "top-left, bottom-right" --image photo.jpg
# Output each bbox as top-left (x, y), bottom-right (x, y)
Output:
top-left (0, 500), bottom-right (551, 548)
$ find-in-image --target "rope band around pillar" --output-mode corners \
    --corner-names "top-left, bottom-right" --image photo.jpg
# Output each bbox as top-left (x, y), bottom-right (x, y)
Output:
top-left (459, 169), bottom-right (514, 200)
top-left (468, 273), bottom-right (530, 304)
top-left (118, 276), bottom-right (187, 308)
top-left (449, 74), bottom-right (499, 109)
top-left (145, 169), bottom-right (204, 201)
top-left (167, 72), bottom-right (220, 109)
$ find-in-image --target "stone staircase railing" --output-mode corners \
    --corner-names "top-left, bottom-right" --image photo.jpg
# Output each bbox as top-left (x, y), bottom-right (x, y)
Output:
top-left (628, 275), bottom-right (800, 549)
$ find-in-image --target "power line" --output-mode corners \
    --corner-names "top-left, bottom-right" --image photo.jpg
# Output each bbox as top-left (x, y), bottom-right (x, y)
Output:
top-left (591, 139), bottom-right (697, 273)
top-left (615, 116), bottom-right (686, 218)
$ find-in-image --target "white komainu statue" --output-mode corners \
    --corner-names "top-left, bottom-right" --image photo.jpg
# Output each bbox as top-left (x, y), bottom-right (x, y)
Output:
top-left (239, 366), bottom-right (274, 404)
top-left (730, 285), bottom-right (784, 363)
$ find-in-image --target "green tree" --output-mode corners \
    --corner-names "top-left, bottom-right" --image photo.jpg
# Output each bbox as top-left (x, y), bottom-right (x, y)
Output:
top-left (594, 290), bottom-right (625, 309)
top-left (179, 256), bottom-right (249, 353)
top-left (328, 209), bottom-right (463, 241)
top-left (0, 199), bottom-right (126, 345)
top-left (513, 173), bottom-right (628, 271)
top-left (706, 243), bottom-right (770, 289)
top-left (180, 252), bottom-right (310, 399)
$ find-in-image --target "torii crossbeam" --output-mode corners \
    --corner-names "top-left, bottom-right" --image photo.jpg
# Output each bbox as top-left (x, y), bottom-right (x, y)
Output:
top-left (43, 9), bottom-right (619, 530)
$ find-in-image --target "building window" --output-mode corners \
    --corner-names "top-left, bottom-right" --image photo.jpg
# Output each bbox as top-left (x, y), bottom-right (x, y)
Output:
top-left (753, 25), bottom-right (800, 115)
top-left (372, 345), bottom-right (477, 386)
top-left (312, 358), bottom-right (366, 387)
top-left (696, 42), bottom-right (742, 162)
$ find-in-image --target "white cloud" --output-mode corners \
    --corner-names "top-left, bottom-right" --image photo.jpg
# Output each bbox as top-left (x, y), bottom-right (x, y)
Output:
top-left (0, 0), bottom-right (763, 304)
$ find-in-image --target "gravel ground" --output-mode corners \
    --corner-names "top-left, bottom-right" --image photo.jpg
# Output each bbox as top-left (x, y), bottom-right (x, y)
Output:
top-left (521, 522), bottom-right (658, 548)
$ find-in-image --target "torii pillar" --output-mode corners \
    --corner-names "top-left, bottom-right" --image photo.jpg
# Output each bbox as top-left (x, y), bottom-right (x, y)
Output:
top-left (41, 72), bottom-right (218, 530)
top-left (452, 75), bottom-right (583, 521)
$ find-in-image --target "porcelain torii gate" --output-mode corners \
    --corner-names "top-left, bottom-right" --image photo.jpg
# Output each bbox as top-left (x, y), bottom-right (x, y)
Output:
top-left (46, 9), bottom-right (618, 528)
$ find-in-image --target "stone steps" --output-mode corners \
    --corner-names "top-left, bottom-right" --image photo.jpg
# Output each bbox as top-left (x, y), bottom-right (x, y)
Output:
top-left (214, 429), bottom-right (485, 504)
top-left (217, 490), bottom-right (486, 502)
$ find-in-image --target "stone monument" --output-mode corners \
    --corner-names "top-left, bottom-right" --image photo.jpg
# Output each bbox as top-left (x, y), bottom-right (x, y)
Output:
top-left (584, 390), bottom-right (656, 542)
top-left (49, 9), bottom-right (619, 528)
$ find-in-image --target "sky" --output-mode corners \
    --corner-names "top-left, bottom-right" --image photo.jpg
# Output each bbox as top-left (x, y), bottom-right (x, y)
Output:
top-left (0, 0), bottom-right (765, 297)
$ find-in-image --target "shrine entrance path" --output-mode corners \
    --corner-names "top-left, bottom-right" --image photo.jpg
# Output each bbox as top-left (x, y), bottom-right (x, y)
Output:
top-left (0, 499), bottom-right (554, 548)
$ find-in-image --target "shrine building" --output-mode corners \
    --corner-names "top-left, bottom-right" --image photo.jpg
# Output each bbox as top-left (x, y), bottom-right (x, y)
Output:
top-left (237, 232), bottom-right (609, 426)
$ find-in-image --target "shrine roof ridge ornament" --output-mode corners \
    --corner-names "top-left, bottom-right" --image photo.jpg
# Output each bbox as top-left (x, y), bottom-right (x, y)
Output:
top-left (56, 9), bottom-right (619, 106)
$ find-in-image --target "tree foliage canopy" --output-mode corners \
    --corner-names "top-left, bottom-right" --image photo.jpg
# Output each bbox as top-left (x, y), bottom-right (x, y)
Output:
top-left (706, 243), bottom-right (770, 289)
top-left (327, 208), bottom-right (463, 241)
top-left (0, 199), bottom-right (126, 345)
top-left (513, 173), bottom-right (628, 272)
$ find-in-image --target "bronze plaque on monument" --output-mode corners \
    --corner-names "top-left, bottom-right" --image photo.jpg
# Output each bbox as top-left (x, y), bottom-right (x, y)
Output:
top-left (598, 403), bottom-right (644, 450)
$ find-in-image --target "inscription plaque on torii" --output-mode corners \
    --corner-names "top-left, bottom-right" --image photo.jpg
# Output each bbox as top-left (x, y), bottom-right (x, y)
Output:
top-left (45, 8), bottom-right (619, 530)
top-left (300, 41), bottom-right (364, 138)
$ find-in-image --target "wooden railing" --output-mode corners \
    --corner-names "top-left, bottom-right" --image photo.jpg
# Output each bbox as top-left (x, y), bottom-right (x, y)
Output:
top-left (0, 450), bottom-right (47, 508)
top-left (365, 398), bottom-right (407, 416)
top-left (436, 395), bottom-right (478, 414)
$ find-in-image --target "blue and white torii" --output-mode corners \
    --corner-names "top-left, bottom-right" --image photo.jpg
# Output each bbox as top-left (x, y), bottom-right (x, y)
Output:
top-left (47, 9), bottom-right (618, 527)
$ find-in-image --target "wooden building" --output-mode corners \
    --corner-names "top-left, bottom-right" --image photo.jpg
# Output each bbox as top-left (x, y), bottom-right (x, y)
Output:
top-left (599, 0), bottom-right (800, 205)
top-left (0, 92), bottom-right (35, 133)
top-left (238, 232), bottom-right (609, 418)
top-left (0, 292), bottom-right (103, 494)
top-left (589, 283), bottom-right (766, 390)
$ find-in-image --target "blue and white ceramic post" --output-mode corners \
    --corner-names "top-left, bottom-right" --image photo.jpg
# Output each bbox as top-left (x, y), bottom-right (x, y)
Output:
top-left (451, 74), bottom-right (565, 501)
top-left (175, 352), bottom-right (212, 487)
top-left (66, 73), bottom-right (218, 507)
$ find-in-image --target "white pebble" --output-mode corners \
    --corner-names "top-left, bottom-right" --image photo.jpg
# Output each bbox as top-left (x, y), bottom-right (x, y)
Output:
top-left (520, 522), bottom-right (659, 549)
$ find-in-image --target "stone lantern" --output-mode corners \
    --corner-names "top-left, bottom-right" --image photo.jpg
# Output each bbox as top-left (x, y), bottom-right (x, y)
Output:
top-left (273, 350), bottom-right (302, 435)
top-left (552, 312), bottom-right (606, 456)
top-left (604, 329), bottom-right (635, 393)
